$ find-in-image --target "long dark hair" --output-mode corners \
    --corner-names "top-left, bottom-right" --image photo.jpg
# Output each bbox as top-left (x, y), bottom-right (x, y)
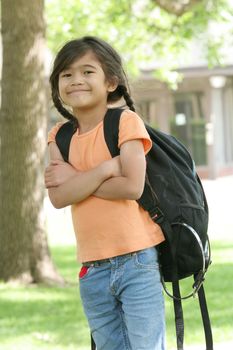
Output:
top-left (49, 36), bottom-right (135, 125)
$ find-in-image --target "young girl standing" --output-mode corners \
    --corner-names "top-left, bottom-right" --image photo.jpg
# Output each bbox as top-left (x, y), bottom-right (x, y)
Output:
top-left (45, 36), bottom-right (166, 350)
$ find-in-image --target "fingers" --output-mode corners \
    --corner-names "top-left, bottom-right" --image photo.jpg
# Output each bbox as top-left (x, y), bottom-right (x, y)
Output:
top-left (44, 161), bottom-right (77, 188)
top-left (44, 174), bottom-right (56, 188)
top-left (44, 175), bottom-right (59, 188)
top-left (51, 159), bottom-right (64, 166)
top-left (45, 181), bottom-right (56, 189)
top-left (44, 166), bottom-right (58, 188)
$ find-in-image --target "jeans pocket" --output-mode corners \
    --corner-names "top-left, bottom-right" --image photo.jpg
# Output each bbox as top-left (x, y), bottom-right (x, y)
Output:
top-left (134, 247), bottom-right (159, 269)
top-left (79, 266), bottom-right (94, 279)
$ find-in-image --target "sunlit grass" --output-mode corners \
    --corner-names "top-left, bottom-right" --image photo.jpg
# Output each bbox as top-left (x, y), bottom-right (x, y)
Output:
top-left (0, 241), bottom-right (232, 349)
top-left (165, 241), bottom-right (233, 348)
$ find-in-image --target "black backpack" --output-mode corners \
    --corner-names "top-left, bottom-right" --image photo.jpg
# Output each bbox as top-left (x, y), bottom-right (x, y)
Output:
top-left (55, 108), bottom-right (213, 350)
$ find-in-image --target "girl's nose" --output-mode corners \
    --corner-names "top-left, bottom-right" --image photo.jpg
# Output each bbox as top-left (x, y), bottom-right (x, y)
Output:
top-left (71, 73), bottom-right (84, 85)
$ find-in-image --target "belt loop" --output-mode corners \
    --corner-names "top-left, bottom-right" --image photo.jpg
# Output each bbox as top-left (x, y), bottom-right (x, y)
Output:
top-left (110, 256), bottom-right (117, 268)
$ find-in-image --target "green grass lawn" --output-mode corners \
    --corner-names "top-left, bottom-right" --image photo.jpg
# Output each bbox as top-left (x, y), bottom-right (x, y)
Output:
top-left (0, 241), bottom-right (233, 350)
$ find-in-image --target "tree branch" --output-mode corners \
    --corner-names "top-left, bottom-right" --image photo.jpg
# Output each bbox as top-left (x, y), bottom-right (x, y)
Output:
top-left (153, 0), bottom-right (202, 16)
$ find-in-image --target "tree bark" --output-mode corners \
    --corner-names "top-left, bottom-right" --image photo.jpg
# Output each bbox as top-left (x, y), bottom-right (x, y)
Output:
top-left (0, 0), bottom-right (64, 285)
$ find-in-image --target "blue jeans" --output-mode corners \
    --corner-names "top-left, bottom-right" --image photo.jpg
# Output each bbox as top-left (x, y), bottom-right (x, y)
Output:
top-left (79, 247), bottom-right (166, 350)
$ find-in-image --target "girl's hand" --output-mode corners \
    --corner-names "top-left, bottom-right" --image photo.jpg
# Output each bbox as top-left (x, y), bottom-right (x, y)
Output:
top-left (103, 156), bottom-right (122, 178)
top-left (44, 159), bottom-right (79, 188)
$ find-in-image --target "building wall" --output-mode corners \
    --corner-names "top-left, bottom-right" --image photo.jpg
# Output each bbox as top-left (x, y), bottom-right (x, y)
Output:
top-left (131, 73), bottom-right (233, 179)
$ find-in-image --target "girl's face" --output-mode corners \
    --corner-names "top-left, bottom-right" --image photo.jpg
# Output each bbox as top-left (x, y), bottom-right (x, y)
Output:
top-left (58, 51), bottom-right (117, 114)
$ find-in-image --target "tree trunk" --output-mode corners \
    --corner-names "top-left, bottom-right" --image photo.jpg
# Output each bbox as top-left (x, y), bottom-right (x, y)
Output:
top-left (0, 0), bottom-right (64, 285)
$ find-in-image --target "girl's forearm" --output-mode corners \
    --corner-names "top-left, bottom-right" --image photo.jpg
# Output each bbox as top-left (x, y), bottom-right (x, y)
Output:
top-left (94, 140), bottom-right (146, 201)
top-left (94, 176), bottom-right (144, 200)
top-left (48, 162), bottom-right (115, 208)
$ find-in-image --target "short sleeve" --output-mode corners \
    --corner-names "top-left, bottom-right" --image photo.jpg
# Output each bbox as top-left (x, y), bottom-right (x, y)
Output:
top-left (47, 122), bottom-right (64, 144)
top-left (118, 110), bottom-right (152, 154)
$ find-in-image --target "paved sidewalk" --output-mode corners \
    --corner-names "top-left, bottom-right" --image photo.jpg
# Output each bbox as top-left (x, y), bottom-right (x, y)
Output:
top-left (202, 175), bottom-right (233, 240)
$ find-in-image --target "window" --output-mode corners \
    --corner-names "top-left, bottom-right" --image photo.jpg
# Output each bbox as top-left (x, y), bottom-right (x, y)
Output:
top-left (171, 92), bottom-right (207, 166)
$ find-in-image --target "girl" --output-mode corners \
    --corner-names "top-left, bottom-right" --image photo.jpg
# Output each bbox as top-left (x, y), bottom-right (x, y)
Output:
top-left (45, 36), bottom-right (166, 350)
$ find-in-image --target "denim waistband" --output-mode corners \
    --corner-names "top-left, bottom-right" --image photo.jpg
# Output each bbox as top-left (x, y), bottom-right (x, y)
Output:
top-left (82, 251), bottom-right (138, 267)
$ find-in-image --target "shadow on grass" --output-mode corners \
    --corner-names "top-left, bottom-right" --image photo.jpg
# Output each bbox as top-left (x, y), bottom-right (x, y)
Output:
top-left (0, 245), bottom-right (90, 349)
top-left (0, 286), bottom-right (91, 349)
top-left (0, 243), bottom-right (232, 349)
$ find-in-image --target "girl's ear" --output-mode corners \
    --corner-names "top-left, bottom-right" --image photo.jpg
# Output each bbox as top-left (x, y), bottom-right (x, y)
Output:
top-left (107, 76), bottom-right (119, 93)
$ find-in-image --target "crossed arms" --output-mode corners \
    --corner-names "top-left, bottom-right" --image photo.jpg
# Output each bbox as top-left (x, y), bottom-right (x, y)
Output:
top-left (44, 140), bottom-right (146, 209)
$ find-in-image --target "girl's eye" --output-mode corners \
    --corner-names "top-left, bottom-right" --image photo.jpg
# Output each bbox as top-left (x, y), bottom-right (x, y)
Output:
top-left (61, 73), bottom-right (71, 78)
top-left (84, 71), bottom-right (94, 75)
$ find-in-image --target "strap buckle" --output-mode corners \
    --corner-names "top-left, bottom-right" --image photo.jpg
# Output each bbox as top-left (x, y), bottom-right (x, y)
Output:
top-left (150, 207), bottom-right (164, 223)
top-left (192, 270), bottom-right (206, 297)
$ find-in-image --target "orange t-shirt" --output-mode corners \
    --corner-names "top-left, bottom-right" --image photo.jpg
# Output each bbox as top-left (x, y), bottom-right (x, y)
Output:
top-left (48, 109), bottom-right (165, 262)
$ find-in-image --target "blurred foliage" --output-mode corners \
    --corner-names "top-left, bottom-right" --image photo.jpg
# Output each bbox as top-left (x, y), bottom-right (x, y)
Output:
top-left (45, 0), bottom-right (233, 81)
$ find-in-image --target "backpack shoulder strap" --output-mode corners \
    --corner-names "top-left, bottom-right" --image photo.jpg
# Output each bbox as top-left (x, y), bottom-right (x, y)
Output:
top-left (55, 109), bottom-right (123, 162)
top-left (55, 121), bottom-right (76, 162)
top-left (197, 284), bottom-right (213, 350)
top-left (104, 108), bottom-right (162, 218)
top-left (103, 108), bottom-right (124, 157)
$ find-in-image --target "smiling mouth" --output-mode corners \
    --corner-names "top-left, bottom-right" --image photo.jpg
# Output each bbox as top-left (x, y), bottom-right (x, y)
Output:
top-left (67, 90), bottom-right (90, 94)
